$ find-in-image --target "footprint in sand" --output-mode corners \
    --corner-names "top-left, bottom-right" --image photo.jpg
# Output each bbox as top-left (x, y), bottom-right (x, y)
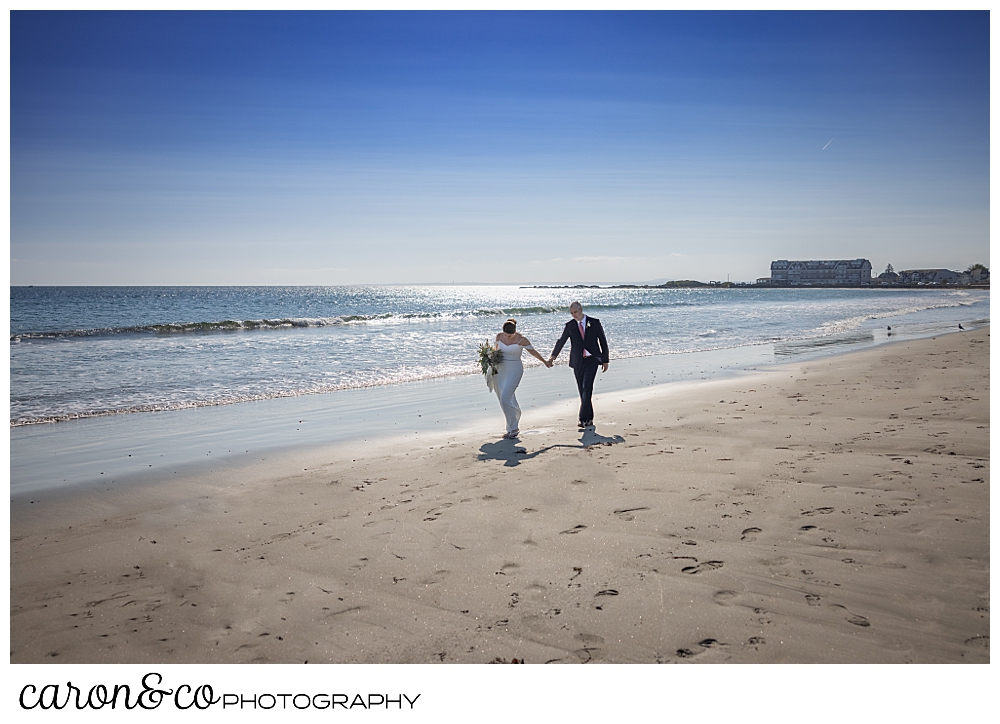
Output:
top-left (801, 507), bottom-right (835, 517)
top-left (420, 570), bottom-right (449, 585)
top-left (423, 502), bottom-right (455, 521)
top-left (681, 560), bottom-right (724, 575)
top-left (572, 633), bottom-right (604, 663)
top-left (741, 527), bottom-right (762, 542)
top-left (713, 590), bottom-right (739, 606)
top-left (805, 593), bottom-right (822, 607)
top-left (676, 638), bottom-right (727, 659)
top-left (614, 507), bottom-right (650, 521)
top-left (963, 635), bottom-right (989, 651)
top-left (593, 589), bottom-right (619, 610)
top-left (830, 603), bottom-right (871, 627)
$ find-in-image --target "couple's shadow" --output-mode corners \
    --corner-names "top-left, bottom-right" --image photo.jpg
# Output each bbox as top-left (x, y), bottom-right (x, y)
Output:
top-left (478, 428), bottom-right (625, 467)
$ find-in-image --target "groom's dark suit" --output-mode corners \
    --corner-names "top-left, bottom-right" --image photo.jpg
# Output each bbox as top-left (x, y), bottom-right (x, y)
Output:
top-left (550, 315), bottom-right (609, 426)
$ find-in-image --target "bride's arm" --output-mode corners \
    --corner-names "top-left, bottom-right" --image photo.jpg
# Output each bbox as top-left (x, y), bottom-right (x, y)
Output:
top-left (520, 339), bottom-right (552, 367)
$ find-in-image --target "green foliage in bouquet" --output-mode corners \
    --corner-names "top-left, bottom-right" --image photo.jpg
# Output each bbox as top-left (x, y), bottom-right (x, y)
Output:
top-left (478, 342), bottom-right (503, 377)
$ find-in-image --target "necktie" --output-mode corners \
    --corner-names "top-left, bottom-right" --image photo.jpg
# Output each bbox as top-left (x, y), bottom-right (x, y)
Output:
top-left (579, 320), bottom-right (589, 356)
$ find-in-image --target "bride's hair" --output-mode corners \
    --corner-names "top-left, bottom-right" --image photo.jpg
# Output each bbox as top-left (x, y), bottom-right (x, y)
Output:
top-left (502, 318), bottom-right (517, 333)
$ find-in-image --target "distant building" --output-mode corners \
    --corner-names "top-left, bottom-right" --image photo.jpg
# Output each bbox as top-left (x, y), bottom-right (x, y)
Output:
top-left (898, 268), bottom-right (960, 285)
top-left (876, 270), bottom-right (899, 285)
top-left (961, 266), bottom-right (990, 285)
top-left (770, 259), bottom-right (872, 286)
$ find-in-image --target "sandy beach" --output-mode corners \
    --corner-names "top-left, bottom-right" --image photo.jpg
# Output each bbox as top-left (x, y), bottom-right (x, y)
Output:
top-left (10, 328), bottom-right (989, 664)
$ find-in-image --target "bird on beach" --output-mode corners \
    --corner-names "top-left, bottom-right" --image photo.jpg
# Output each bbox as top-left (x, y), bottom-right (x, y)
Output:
top-left (887, 326), bottom-right (891, 331)
top-left (959, 324), bottom-right (965, 330)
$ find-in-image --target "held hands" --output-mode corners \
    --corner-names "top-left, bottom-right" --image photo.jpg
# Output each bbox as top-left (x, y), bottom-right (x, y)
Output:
top-left (601, 363), bottom-right (609, 373)
top-left (544, 359), bottom-right (553, 368)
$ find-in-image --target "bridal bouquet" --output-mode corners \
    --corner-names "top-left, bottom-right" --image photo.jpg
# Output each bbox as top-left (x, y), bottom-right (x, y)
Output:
top-left (478, 342), bottom-right (502, 378)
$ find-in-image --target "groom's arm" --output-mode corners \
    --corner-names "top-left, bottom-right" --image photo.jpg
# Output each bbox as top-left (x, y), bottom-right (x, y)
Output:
top-left (595, 320), bottom-right (610, 368)
top-left (550, 324), bottom-right (571, 359)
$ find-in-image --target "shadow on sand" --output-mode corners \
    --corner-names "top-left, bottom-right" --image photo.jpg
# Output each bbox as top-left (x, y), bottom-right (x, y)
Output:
top-left (478, 428), bottom-right (625, 467)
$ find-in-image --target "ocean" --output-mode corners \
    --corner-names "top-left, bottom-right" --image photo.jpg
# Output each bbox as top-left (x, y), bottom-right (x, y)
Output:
top-left (10, 285), bottom-right (989, 428)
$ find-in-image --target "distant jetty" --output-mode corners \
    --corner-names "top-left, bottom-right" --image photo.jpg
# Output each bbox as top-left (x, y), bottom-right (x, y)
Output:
top-left (525, 280), bottom-right (717, 289)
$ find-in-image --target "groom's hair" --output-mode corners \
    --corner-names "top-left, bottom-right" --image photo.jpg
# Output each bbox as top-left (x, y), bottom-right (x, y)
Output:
top-left (503, 319), bottom-right (517, 333)
top-left (570, 301), bottom-right (582, 312)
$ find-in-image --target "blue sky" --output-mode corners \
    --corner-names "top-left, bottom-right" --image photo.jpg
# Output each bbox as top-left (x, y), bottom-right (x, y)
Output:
top-left (10, 10), bottom-right (990, 285)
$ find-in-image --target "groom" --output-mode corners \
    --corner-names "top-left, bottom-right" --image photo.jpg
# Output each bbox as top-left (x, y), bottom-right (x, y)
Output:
top-left (549, 301), bottom-right (609, 429)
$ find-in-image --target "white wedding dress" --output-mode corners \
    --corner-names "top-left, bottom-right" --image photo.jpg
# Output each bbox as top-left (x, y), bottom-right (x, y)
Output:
top-left (490, 340), bottom-right (531, 436)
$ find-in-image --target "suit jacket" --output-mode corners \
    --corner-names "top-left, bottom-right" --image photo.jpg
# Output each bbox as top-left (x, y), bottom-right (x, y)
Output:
top-left (551, 316), bottom-right (609, 368)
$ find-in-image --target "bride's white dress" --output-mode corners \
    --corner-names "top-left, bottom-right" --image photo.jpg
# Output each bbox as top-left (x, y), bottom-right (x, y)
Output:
top-left (491, 340), bottom-right (530, 435)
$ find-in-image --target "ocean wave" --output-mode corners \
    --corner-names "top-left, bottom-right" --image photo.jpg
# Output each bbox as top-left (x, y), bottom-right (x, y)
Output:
top-left (11, 317), bottom-right (347, 340)
top-left (9, 314), bottom-right (409, 340)
top-left (9, 302), bottom-right (675, 340)
top-left (809, 298), bottom-right (977, 337)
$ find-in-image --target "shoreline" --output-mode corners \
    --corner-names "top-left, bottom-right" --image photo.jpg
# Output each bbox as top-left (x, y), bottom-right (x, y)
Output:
top-left (10, 317), bottom-right (987, 498)
top-left (10, 327), bottom-right (989, 663)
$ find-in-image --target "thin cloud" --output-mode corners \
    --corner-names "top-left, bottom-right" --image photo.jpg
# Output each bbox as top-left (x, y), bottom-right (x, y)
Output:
top-left (572, 256), bottom-right (632, 264)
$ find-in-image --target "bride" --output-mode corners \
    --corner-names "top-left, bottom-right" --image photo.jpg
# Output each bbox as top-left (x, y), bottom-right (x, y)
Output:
top-left (492, 318), bottom-right (552, 439)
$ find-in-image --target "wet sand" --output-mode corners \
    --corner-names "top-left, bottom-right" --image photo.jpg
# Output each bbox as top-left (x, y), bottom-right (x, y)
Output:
top-left (10, 328), bottom-right (989, 663)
